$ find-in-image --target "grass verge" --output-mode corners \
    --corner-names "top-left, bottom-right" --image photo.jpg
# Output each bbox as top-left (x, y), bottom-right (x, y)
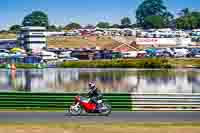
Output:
top-left (0, 58), bottom-right (200, 69)
top-left (60, 58), bottom-right (172, 68)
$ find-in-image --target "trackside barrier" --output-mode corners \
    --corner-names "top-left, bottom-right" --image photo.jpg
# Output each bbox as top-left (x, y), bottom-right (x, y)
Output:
top-left (131, 93), bottom-right (200, 111)
top-left (0, 92), bottom-right (199, 111)
top-left (0, 92), bottom-right (132, 111)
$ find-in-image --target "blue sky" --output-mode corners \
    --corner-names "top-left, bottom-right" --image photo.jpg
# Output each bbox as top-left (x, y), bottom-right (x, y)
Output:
top-left (0, 0), bottom-right (200, 30)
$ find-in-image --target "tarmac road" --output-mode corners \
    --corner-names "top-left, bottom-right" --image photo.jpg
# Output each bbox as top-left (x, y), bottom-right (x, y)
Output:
top-left (0, 112), bottom-right (200, 123)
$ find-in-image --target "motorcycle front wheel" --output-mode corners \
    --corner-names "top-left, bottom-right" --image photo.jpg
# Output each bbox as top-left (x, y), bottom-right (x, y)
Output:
top-left (69, 104), bottom-right (82, 116)
top-left (100, 103), bottom-right (112, 116)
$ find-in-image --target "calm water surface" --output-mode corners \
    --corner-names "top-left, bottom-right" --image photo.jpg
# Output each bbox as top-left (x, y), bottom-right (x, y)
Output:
top-left (0, 68), bottom-right (200, 93)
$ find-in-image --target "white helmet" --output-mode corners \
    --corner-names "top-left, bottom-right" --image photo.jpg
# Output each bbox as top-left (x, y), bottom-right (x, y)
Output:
top-left (88, 81), bottom-right (96, 89)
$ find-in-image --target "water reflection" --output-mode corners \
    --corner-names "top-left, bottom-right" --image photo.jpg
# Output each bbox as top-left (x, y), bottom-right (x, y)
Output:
top-left (0, 68), bottom-right (200, 93)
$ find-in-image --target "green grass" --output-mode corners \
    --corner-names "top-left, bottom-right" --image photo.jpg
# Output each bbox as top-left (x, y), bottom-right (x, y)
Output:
top-left (1, 58), bottom-right (200, 69)
top-left (15, 64), bottom-right (46, 69)
top-left (168, 58), bottom-right (200, 68)
top-left (58, 58), bottom-right (200, 68)
top-left (59, 58), bottom-right (172, 68)
top-left (0, 64), bottom-right (47, 69)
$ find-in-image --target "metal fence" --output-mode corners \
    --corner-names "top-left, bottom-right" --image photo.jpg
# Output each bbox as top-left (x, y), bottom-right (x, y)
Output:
top-left (0, 92), bottom-right (132, 111)
top-left (131, 93), bottom-right (200, 111)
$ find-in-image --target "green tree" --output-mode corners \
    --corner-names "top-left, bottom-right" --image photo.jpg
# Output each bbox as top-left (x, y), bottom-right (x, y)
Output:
top-left (181, 8), bottom-right (190, 16)
top-left (9, 25), bottom-right (21, 33)
top-left (136, 0), bottom-right (173, 28)
top-left (96, 22), bottom-right (110, 28)
top-left (22, 11), bottom-right (49, 27)
top-left (131, 24), bottom-right (137, 28)
top-left (65, 22), bottom-right (81, 30)
top-left (121, 17), bottom-right (132, 28)
top-left (47, 25), bottom-right (57, 31)
top-left (110, 24), bottom-right (121, 28)
top-left (144, 15), bottom-right (165, 28)
top-left (57, 26), bottom-right (63, 31)
top-left (176, 9), bottom-right (200, 29)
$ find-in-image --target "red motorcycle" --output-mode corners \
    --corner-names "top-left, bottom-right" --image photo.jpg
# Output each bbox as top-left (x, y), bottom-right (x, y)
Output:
top-left (69, 96), bottom-right (112, 116)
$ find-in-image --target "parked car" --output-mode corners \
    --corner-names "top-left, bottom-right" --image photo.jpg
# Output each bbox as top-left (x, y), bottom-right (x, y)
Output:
top-left (0, 49), bottom-right (9, 53)
top-left (173, 48), bottom-right (189, 58)
top-left (145, 48), bottom-right (157, 57)
top-left (94, 52), bottom-right (102, 59)
top-left (112, 52), bottom-right (122, 59)
top-left (9, 52), bottom-right (27, 57)
top-left (155, 49), bottom-right (165, 57)
top-left (122, 51), bottom-right (138, 58)
top-left (155, 49), bottom-right (173, 57)
top-left (187, 48), bottom-right (200, 58)
top-left (58, 51), bottom-right (72, 58)
top-left (0, 52), bottom-right (9, 57)
top-left (136, 51), bottom-right (147, 58)
top-left (59, 57), bottom-right (79, 62)
top-left (38, 51), bottom-right (58, 61)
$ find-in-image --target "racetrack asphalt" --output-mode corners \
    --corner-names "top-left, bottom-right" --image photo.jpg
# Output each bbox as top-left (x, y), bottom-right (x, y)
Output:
top-left (0, 112), bottom-right (200, 123)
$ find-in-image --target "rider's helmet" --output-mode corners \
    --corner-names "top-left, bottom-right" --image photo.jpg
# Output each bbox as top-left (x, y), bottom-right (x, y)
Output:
top-left (88, 81), bottom-right (96, 90)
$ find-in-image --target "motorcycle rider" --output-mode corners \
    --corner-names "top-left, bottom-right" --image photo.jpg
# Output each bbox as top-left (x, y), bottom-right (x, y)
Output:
top-left (87, 81), bottom-right (103, 110)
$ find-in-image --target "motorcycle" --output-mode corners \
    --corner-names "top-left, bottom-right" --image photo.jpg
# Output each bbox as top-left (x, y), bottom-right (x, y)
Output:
top-left (69, 95), bottom-right (112, 116)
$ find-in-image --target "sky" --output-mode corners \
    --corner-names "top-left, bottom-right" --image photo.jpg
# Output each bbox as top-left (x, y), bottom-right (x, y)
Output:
top-left (0, 0), bottom-right (200, 30)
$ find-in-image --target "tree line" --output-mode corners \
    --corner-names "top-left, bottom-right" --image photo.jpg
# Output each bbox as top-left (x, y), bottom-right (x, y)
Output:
top-left (7, 0), bottom-right (200, 33)
top-left (9, 14), bottom-right (134, 33)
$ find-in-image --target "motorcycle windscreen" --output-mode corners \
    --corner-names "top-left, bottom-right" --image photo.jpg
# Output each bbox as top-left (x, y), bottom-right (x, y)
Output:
top-left (80, 97), bottom-right (90, 103)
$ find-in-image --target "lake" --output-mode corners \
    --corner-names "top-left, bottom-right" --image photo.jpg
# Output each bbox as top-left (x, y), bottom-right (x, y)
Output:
top-left (0, 68), bottom-right (200, 93)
